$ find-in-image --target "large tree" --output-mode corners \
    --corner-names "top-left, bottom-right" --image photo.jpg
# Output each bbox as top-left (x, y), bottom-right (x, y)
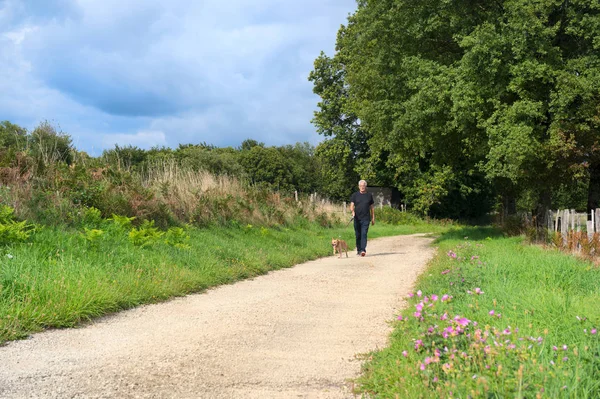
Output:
top-left (311, 0), bottom-right (600, 220)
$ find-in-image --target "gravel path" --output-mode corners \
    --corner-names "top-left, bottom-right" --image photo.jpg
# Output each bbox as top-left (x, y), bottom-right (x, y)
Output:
top-left (0, 234), bottom-right (435, 399)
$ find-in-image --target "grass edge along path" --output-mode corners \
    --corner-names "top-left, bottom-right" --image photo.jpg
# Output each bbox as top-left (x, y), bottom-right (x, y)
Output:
top-left (0, 220), bottom-right (444, 344)
top-left (356, 227), bottom-right (600, 398)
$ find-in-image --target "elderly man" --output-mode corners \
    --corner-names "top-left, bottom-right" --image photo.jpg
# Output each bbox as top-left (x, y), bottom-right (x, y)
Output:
top-left (350, 180), bottom-right (375, 256)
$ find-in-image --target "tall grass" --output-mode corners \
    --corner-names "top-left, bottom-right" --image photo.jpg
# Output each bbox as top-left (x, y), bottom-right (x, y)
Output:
top-left (356, 227), bottom-right (600, 398)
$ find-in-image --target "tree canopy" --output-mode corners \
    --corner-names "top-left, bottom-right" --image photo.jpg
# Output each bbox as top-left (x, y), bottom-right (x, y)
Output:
top-left (311, 0), bottom-right (600, 220)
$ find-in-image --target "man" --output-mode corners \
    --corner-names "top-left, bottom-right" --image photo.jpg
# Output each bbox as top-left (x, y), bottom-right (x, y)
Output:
top-left (350, 180), bottom-right (375, 257)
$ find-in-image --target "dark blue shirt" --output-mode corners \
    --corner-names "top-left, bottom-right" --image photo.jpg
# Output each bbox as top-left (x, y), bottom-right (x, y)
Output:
top-left (350, 191), bottom-right (374, 221)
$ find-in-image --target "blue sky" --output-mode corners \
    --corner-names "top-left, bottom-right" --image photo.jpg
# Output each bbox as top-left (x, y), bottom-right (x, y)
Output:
top-left (0, 0), bottom-right (356, 155)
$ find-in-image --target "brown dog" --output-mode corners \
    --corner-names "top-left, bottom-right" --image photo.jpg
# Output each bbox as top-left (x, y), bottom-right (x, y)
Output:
top-left (331, 237), bottom-right (349, 258)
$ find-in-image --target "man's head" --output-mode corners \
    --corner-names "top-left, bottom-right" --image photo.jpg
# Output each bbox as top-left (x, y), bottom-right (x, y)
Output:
top-left (358, 180), bottom-right (367, 193)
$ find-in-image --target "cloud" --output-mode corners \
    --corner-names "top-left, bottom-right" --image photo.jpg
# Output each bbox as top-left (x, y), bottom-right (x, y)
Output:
top-left (0, 0), bottom-right (357, 153)
top-left (101, 130), bottom-right (167, 150)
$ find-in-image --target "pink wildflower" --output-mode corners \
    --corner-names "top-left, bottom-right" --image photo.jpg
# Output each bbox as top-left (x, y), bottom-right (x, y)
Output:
top-left (441, 269), bottom-right (450, 275)
top-left (431, 294), bottom-right (439, 301)
top-left (402, 350), bottom-right (408, 357)
top-left (488, 310), bottom-right (495, 316)
top-left (440, 313), bottom-right (448, 321)
top-left (397, 315), bottom-right (404, 321)
top-left (417, 290), bottom-right (422, 297)
top-left (413, 311), bottom-right (422, 318)
top-left (592, 328), bottom-right (597, 335)
top-left (474, 287), bottom-right (484, 295)
top-left (420, 363), bottom-right (426, 371)
top-left (441, 294), bottom-right (450, 302)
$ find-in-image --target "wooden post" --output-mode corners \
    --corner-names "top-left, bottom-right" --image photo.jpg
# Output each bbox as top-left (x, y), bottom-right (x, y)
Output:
top-left (587, 221), bottom-right (594, 239)
top-left (554, 209), bottom-right (559, 232)
top-left (591, 209), bottom-right (595, 233)
top-left (571, 209), bottom-right (576, 231)
top-left (562, 209), bottom-right (569, 236)
top-left (596, 209), bottom-right (600, 233)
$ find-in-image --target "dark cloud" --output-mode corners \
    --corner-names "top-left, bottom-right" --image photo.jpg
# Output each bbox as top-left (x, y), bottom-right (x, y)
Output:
top-left (1, 0), bottom-right (357, 152)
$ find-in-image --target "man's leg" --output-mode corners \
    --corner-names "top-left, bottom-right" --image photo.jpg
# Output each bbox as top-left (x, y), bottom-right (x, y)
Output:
top-left (354, 218), bottom-right (361, 254)
top-left (360, 220), bottom-right (370, 255)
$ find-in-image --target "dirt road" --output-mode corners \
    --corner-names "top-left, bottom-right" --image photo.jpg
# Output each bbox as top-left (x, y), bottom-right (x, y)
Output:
top-left (0, 234), bottom-right (435, 399)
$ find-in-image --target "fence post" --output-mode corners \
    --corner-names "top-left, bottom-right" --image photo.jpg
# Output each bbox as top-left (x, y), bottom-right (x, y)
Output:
top-left (562, 209), bottom-right (569, 237)
top-left (294, 191), bottom-right (298, 202)
top-left (571, 209), bottom-right (576, 231)
top-left (596, 209), bottom-right (600, 234)
top-left (592, 208), bottom-right (595, 233)
top-left (554, 209), bottom-right (559, 232)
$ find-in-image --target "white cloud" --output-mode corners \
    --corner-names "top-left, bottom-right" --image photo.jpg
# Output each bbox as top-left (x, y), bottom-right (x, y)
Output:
top-left (101, 130), bottom-right (167, 149)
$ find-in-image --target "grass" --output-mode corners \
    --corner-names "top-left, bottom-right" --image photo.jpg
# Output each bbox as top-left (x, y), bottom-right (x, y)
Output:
top-left (356, 226), bottom-right (600, 398)
top-left (0, 215), bottom-right (441, 344)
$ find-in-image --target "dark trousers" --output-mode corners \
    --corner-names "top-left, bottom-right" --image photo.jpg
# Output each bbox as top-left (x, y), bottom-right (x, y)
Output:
top-left (354, 218), bottom-right (370, 253)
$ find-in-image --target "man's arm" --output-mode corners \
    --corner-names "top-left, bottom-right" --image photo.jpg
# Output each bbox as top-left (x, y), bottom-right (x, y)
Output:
top-left (370, 204), bottom-right (375, 225)
top-left (350, 202), bottom-right (355, 218)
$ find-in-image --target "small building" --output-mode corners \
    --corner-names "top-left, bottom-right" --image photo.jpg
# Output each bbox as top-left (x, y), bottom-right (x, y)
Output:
top-left (368, 186), bottom-right (403, 209)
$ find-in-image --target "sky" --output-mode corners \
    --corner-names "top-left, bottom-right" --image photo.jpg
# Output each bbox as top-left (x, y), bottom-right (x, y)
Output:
top-left (0, 0), bottom-right (356, 155)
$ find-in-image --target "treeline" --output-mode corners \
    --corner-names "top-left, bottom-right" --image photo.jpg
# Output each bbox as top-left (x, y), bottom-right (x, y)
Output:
top-left (0, 120), bottom-right (343, 228)
top-left (309, 0), bottom-right (600, 224)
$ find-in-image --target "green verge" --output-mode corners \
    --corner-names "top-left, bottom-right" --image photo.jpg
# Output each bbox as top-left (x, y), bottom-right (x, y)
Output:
top-left (356, 227), bottom-right (600, 398)
top-left (0, 219), bottom-right (442, 344)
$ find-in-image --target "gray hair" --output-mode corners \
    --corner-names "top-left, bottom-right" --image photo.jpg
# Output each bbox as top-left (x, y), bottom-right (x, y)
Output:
top-left (358, 180), bottom-right (367, 186)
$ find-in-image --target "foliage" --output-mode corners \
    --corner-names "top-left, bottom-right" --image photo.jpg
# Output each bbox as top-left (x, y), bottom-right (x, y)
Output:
top-left (128, 220), bottom-right (164, 248)
top-left (0, 206), bottom-right (34, 245)
top-left (311, 0), bottom-right (600, 221)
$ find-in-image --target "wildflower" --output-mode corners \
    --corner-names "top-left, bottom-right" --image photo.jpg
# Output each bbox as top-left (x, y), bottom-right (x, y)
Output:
top-left (454, 317), bottom-right (470, 327)
top-left (467, 290), bottom-right (472, 295)
top-left (440, 313), bottom-right (448, 321)
top-left (537, 337), bottom-right (543, 344)
top-left (416, 290), bottom-right (422, 297)
top-left (431, 294), bottom-right (438, 301)
top-left (427, 326), bottom-right (435, 334)
top-left (563, 345), bottom-right (568, 351)
top-left (441, 294), bottom-right (450, 302)
top-left (592, 328), bottom-right (597, 335)
top-left (6, 254), bottom-right (13, 259)
top-left (552, 346), bottom-right (558, 351)
top-left (447, 250), bottom-right (457, 259)
top-left (441, 269), bottom-right (450, 275)
top-left (402, 350), bottom-right (408, 357)
top-left (550, 360), bottom-right (555, 365)
top-left (434, 348), bottom-right (441, 358)
top-left (474, 287), bottom-right (484, 295)
top-left (489, 310), bottom-right (495, 316)
top-left (484, 346), bottom-right (491, 354)
top-left (496, 313), bottom-right (502, 318)
top-left (502, 328), bottom-right (511, 335)
top-left (433, 376), bottom-right (438, 383)
top-left (420, 363), bottom-right (426, 371)
top-left (471, 255), bottom-right (479, 260)
top-left (397, 315), bottom-right (404, 321)
top-left (507, 344), bottom-right (516, 350)
top-left (472, 374), bottom-right (477, 379)
top-left (442, 363), bottom-right (452, 372)
top-left (415, 302), bottom-right (424, 312)
top-left (563, 356), bottom-right (569, 362)
top-left (414, 311), bottom-right (422, 318)
top-left (425, 357), bottom-right (433, 365)
top-left (415, 340), bottom-right (423, 350)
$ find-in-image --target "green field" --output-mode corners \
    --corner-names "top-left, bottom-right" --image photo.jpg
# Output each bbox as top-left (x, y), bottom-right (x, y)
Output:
top-left (356, 227), bottom-right (600, 398)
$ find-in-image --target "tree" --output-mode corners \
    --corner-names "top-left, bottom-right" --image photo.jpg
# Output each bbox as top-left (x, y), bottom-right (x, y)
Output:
top-left (311, 0), bottom-right (600, 222)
